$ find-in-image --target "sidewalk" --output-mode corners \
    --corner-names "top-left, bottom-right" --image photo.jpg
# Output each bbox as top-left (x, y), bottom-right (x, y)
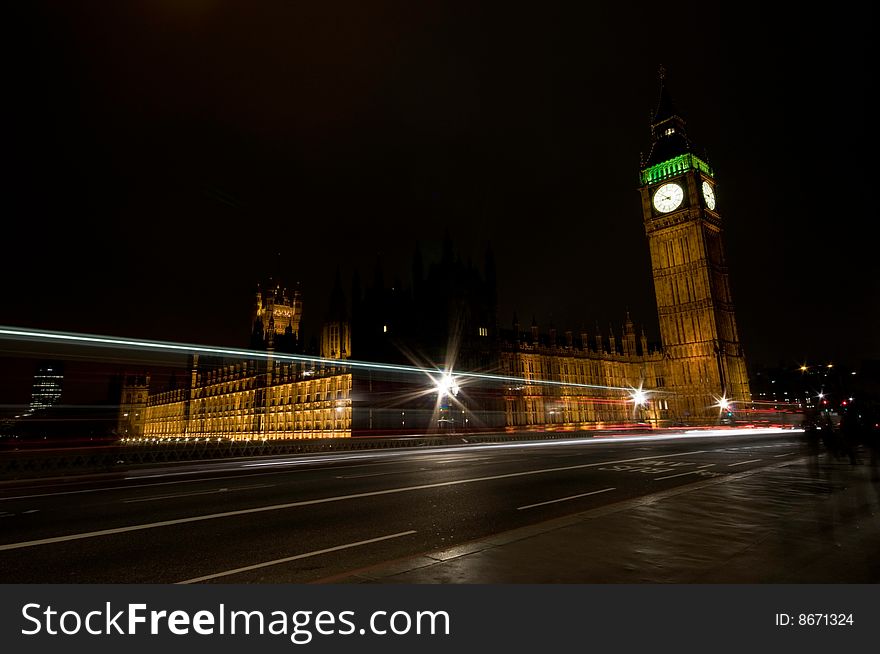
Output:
top-left (331, 450), bottom-right (880, 583)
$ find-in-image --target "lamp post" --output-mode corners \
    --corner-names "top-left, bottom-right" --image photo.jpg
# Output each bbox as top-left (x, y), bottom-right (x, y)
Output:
top-left (630, 387), bottom-right (649, 425)
top-left (436, 373), bottom-right (459, 433)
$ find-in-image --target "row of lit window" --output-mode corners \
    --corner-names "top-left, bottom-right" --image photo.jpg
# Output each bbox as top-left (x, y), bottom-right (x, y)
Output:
top-left (149, 422), bottom-right (351, 434)
top-left (508, 356), bottom-right (637, 377)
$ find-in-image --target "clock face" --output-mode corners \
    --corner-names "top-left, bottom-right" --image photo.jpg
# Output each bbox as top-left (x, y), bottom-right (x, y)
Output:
top-left (702, 181), bottom-right (716, 210)
top-left (652, 182), bottom-right (684, 213)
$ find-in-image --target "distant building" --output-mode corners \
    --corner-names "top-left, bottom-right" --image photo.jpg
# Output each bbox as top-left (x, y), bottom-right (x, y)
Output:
top-left (128, 70), bottom-right (751, 440)
top-left (250, 280), bottom-right (302, 352)
top-left (29, 361), bottom-right (64, 413)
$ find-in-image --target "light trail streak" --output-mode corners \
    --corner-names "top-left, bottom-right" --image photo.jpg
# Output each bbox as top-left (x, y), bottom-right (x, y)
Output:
top-left (0, 325), bottom-right (641, 393)
top-left (239, 427), bottom-right (803, 469)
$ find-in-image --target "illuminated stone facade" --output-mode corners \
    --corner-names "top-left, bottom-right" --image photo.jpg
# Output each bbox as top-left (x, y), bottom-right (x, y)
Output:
top-left (118, 373), bottom-right (149, 438)
top-left (499, 320), bottom-right (668, 429)
top-left (142, 357), bottom-right (352, 441)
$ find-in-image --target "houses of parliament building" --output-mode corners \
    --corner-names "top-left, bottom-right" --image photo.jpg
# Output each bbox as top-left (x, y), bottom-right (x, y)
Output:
top-left (119, 74), bottom-right (751, 441)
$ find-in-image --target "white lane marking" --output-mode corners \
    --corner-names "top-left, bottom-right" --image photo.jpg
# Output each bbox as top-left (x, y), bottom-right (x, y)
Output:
top-left (517, 487), bottom-right (615, 510)
top-left (655, 470), bottom-right (703, 480)
top-left (432, 456), bottom-right (494, 463)
top-left (0, 450), bottom-right (706, 552)
top-left (336, 464), bottom-right (468, 479)
top-left (774, 452), bottom-right (794, 458)
top-left (2, 428), bottom-right (801, 498)
top-left (335, 467), bottom-right (431, 479)
top-left (728, 459), bottom-right (762, 467)
top-left (22, 510), bottom-right (40, 514)
top-left (0, 438), bottom-right (658, 501)
top-left (176, 530), bottom-right (417, 584)
top-left (0, 476), bottom-right (255, 502)
top-left (128, 456), bottom-right (421, 480)
top-left (0, 461), bottom-right (402, 502)
top-left (149, 453), bottom-right (417, 477)
top-left (336, 471), bottom-right (409, 479)
top-left (122, 484), bottom-right (274, 504)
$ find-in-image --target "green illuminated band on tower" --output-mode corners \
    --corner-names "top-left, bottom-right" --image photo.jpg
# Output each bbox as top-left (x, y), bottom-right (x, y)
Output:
top-left (640, 153), bottom-right (714, 185)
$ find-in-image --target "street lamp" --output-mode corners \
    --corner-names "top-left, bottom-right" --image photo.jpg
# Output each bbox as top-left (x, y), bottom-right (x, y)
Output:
top-left (435, 373), bottom-right (459, 398)
top-left (631, 388), bottom-right (648, 407)
top-left (434, 373), bottom-right (460, 433)
top-left (712, 396), bottom-right (734, 425)
top-left (628, 386), bottom-right (651, 424)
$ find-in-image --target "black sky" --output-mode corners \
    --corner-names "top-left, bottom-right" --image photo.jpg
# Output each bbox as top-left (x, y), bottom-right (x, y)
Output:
top-left (3, 0), bottom-right (877, 389)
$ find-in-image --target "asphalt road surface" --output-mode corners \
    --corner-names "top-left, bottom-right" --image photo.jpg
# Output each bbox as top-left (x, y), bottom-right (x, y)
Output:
top-left (0, 429), bottom-right (809, 583)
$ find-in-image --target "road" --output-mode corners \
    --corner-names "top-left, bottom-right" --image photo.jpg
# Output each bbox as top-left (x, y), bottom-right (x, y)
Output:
top-left (0, 428), bottom-right (809, 583)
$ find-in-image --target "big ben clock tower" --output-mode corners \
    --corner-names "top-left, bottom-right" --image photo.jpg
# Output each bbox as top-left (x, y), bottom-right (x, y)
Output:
top-left (639, 68), bottom-right (750, 421)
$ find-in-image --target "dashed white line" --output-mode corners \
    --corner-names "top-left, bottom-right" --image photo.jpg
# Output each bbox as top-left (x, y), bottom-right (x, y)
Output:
top-left (176, 530), bottom-right (417, 584)
top-left (728, 459), bottom-right (762, 467)
top-left (518, 487), bottom-right (615, 511)
top-left (774, 452), bottom-right (795, 458)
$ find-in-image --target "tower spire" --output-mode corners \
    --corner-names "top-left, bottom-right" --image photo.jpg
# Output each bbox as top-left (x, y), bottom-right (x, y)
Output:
top-left (652, 65), bottom-right (677, 125)
top-left (645, 66), bottom-right (693, 167)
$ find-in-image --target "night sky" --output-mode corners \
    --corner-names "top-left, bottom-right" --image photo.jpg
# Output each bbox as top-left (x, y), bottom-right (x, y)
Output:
top-left (3, 1), bottom-right (877, 402)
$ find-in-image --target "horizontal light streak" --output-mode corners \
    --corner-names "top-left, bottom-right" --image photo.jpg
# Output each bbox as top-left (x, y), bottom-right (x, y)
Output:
top-left (0, 325), bottom-right (641, 393)
top-left (683, 427), bottom-right (803, 437)
top-left (239, 427), bottom-right (801, 469)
